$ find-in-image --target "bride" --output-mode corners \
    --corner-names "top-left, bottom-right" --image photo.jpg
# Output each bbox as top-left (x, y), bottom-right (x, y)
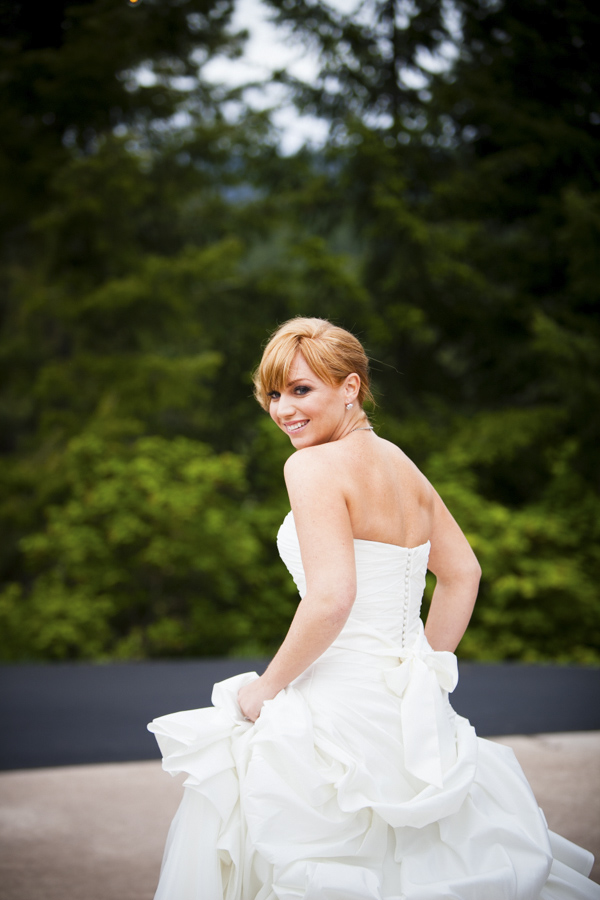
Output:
top-left (149, 317), bottom-right (599, 899)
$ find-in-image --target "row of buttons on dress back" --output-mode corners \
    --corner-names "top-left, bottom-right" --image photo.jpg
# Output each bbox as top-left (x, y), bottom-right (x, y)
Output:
top-left (402, 548), bottom-right (413, 638)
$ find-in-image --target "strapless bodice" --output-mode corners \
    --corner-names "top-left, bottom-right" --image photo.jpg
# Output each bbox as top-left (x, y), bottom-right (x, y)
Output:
top-left (148, 513), bottom-right (599, 900)
top-left (277, 510), bottom-right (431, 654)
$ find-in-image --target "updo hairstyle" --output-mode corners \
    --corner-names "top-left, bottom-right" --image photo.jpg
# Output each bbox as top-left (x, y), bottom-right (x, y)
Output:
top-left (253, 317), bottom-right (374, 411)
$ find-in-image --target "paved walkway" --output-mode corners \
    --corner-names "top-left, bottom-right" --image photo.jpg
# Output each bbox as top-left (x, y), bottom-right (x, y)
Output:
top-left (0, 732), bottom-right (598, 899)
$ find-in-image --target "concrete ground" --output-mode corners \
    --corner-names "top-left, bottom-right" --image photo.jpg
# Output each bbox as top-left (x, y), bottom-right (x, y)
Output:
top-left (0, 732), bottom-right (598, 900)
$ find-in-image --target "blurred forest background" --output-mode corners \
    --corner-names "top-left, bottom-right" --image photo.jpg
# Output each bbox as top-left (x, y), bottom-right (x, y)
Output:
top-left (1, 0), bottom-right (599, 664)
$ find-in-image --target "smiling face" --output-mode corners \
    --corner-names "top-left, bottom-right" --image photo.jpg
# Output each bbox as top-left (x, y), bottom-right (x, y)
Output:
top-left (268, 352), bottom-right (360, 448)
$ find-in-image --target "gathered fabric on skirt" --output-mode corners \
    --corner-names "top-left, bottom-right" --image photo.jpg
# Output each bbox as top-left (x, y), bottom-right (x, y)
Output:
top-left (148, 512), bottom-right (599, 899)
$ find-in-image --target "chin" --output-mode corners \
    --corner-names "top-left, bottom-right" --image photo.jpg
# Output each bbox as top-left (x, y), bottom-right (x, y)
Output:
top-left (287, 430), bottom-right (313, 448)
top-left (288, 433), bottom-right (307, 447)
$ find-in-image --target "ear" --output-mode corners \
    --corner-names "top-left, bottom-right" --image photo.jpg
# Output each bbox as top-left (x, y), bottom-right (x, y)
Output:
top-left (343, 372), bottom-right (361, 405)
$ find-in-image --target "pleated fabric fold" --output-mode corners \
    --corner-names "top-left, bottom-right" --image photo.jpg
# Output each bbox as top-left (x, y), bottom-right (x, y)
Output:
top-left (148, 512), bottom-right (599, 899)
top-left (149, 664), bottom-right (598, 900)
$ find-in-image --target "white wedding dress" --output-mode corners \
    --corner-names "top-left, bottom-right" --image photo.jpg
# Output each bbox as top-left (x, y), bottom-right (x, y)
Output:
top-left (148, 511), bottom-right (599, 899)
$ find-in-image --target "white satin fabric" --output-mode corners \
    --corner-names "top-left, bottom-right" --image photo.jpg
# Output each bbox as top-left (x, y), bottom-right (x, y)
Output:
top-left (148, 512), bottom-right (599, 899)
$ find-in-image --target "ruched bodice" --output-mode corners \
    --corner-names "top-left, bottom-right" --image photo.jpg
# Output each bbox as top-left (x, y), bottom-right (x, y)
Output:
top-left (148, 513), bottom-right (600, 900)
top-left (278, 511), bottom-right (460, 790)
top-left (277, 510), bottom-right (431, 651)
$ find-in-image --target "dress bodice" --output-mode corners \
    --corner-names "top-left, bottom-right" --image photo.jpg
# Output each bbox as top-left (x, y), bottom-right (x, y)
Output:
top-left (277, 511), bottom-right (460, 788)
top-left (148, 513), bottom-right (600, 900)
top-left (277, 511), bottom-right (431, 654)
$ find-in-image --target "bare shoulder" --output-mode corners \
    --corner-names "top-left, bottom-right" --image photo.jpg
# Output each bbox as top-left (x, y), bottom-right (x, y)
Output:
top-left (283, 442), bottom-right (345, 489)
top-left (283, 444), bottom-right (353, 553)
top-left (380, 436), bottom-right (425, 469)
top-left (368, 436), bottom-right (434, 490)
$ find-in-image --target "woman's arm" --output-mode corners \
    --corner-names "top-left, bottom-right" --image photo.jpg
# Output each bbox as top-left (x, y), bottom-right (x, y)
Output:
top-left (424, 489), bottom-right (481, 653)
top-left (238, 447), bottom-right (356, 721)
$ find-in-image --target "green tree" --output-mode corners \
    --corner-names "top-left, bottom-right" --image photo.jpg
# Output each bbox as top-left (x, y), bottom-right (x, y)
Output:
top-left (0, 0), bottom-right (245, 234)
top-left (1, 0), bottom-right (599, 663)
top-left (256, 0), bottom-right (600, 660)
top-left (0, 430), bottom-right (297, 660)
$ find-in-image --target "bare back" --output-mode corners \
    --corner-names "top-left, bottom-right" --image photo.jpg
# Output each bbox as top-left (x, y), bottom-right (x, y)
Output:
top-left (284, 428), bottom-right (479, 603)
top-left (329, 433), bottom-right (435, 549)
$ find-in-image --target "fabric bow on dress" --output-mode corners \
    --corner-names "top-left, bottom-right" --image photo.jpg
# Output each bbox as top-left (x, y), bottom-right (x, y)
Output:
top-left (384, 629), bottom-right (459, 789)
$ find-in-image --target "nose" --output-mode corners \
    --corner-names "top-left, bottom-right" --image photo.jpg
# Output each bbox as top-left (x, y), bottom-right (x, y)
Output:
top-left (277, 392), bottom-right (297, 420)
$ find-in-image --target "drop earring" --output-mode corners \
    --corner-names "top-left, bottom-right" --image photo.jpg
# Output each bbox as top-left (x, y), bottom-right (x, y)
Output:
top-left (346, 403), bottom-right (353, 410)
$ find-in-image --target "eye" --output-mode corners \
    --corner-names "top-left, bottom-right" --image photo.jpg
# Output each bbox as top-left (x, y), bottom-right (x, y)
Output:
top-left (267, 391), bottom-right (280, 401)
top-left (294, 385), bottom-right (311, 395)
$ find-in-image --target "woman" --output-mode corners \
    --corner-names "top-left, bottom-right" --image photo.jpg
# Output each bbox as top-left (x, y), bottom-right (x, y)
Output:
top-left (149, 317), bottom-right (599, 900)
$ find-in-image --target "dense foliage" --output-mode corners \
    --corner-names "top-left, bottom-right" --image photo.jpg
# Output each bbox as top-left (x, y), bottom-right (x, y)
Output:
top-left (1, 0), bottom-right (599, 662)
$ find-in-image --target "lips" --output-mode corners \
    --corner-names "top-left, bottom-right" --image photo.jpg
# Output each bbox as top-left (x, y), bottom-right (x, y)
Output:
top-left (285, 420), bottom-right (308, 433)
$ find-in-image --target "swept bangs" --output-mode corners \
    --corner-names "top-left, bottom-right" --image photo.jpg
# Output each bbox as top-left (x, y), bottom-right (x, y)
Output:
top-left (253, 317), bottom-right (373, 411)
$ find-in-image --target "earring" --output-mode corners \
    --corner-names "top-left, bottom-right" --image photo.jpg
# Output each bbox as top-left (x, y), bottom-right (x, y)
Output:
top-left (346, 403), bottom-right (353, 410)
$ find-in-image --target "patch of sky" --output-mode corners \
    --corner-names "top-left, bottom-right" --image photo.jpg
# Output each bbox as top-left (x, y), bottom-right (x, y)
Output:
top-left (121, 0), bottom-right (461, 154)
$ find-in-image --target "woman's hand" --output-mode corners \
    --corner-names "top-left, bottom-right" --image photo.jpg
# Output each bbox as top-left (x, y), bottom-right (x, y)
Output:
top-left (238, 676), bottom-right (279, 723)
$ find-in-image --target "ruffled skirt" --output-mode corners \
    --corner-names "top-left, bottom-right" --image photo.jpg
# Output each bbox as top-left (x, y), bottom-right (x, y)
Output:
top-left (148, 648), bottom-right (598, 900)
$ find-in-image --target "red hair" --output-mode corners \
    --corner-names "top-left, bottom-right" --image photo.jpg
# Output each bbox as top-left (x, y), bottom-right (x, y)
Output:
top-left (254, 317), bottom-right (374, 411)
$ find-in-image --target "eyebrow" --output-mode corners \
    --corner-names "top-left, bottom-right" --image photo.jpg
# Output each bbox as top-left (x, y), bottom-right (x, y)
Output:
top-left (286, 377), bottom-right (315, 387)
